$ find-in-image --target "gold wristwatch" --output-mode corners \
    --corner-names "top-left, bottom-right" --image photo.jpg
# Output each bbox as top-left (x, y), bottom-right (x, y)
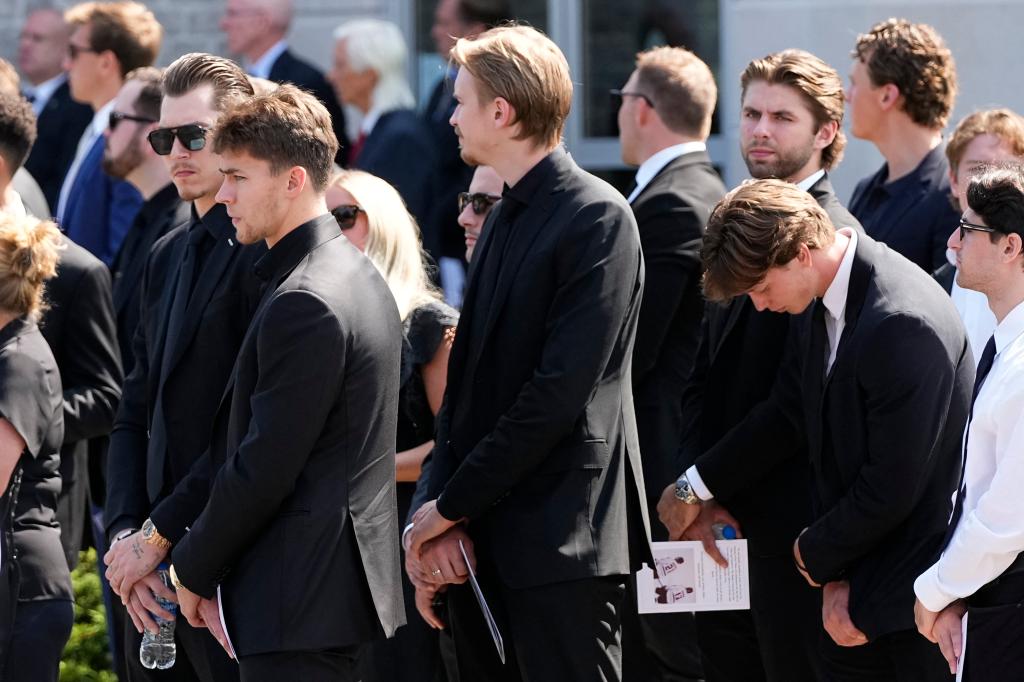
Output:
top-left (168, 564), bottom-right (185, 591)
top-left (141, 518), bottom-right (172, 550)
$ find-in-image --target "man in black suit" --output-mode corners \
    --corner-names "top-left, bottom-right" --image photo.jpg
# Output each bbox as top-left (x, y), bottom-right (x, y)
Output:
top-left (220, 0), bottom-right (348, 165)
top-left (18, 8), bottom-right (93, 211)
top-left (615, 45), bottom-right (723, 682)
top-left (102, 53), bottom-right (260, 682)
top-left (681, 179), bottom-right (971, 680)
top-left (329, 19), bottom-right (437, 229)
top-left (103, 67), bottom-right (190, 376)
top-left (405, 26), bottom-right (650, 682)
top-left (158, 84), bottom-right (403, 681)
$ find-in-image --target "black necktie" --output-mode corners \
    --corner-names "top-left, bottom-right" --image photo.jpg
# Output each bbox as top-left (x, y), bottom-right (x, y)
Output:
top-left (810, 300), bottom-right (829, 392)
top-left (942, 335), bottom-right (997, 549)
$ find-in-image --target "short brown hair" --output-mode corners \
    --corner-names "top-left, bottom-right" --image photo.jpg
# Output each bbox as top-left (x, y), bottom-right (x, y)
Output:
top-left (853, 18), bottom-right (956, 130)
top-left (65, 1), bottom-right (162, 77)
top-left (125, 66), bottom-right (163, 121)
top-left (946, 109), bottom-right (1024, 174)
top-left (450, 25), bottom-right (572, 150)
top-left (634, 46), bottom-right (717, 139)
top-left (0, 213), bottom-right (63, 320)
top-left (0, 59), bottom-right (19, 97)
top-left (741, 49), bottom-right (846, 170)
top-left (162, 53), bottom-right (254, 113)
top-left (702, 179), bottom-right (835, 302)
top-left (0, 92), bottom-right (38, 172)
top-left (212, 84), bottom-right (337, 192)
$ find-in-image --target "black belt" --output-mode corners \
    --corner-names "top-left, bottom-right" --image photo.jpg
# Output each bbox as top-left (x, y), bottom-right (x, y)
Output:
top-left (969, 554), bottom-right (1024, 608)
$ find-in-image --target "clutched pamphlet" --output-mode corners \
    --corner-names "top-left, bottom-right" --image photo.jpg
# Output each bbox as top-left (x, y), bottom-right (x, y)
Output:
top-left (636, 540), bottom-right (750, 613)
top-left (459, 539), bottom-right (505, 664)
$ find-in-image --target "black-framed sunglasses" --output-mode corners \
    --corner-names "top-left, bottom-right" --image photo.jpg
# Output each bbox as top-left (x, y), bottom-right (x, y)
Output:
top-left (67, 43), bottom-right (99, 60)
top-left (458, 192), bottom-right (500, 216)
top-left (147, 124), bottom-right (209, 155)
top-left (108, 110), bottom-right (156, 132)
top-left (959, 217), bottom-right (998, 241)
top-left (609, 88), bottom-right (655, 109)
top-left (332, 204), bottom-right (364, 230)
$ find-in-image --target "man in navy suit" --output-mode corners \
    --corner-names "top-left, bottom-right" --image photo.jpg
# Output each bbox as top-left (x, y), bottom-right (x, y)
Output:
top-left (220, 0), bottom-right (348, 165)
top-left (57, 2), bottom-right (163, 267)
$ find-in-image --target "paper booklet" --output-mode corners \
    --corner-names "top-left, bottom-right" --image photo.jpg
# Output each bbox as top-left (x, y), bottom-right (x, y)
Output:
top-left (636, 540), bottom-right (750, 613)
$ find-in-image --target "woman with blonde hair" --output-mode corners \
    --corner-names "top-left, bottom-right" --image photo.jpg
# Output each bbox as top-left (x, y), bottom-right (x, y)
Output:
top-left (0, 213), bottom-right (70, 682)
top-left (327, 169), bottom-right (456, 681)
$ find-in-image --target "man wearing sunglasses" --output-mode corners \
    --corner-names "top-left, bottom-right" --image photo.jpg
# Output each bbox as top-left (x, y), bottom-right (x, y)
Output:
top-left (103, 53), bottom-right (262, 682)
top-left (456, 164), bottom-right (502, 261)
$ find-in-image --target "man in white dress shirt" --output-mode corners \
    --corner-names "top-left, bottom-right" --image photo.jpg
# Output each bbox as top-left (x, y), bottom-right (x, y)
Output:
top-left (914, 165), bottom-right (1024, 679)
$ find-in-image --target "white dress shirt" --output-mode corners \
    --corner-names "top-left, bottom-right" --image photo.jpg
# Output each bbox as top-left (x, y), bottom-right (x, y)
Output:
top-left (914, 299), bottom-right (1024, 612)
top-left (946, 247), bottom-right (998, 366)
top-left (794, 169), bottom-right (825, 193)
top-left (244, 40), bottom-right (288, 79)
top-left (23, 72), bottom-right (67, 117)
top-left (626, 141), bottom-right (707, 204)
top-left (55, 99), bottom-right (115, 223)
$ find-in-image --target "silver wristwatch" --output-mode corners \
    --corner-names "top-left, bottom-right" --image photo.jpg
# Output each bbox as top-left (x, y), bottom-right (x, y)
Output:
top-left (674, 473), bottom-right (701, 505)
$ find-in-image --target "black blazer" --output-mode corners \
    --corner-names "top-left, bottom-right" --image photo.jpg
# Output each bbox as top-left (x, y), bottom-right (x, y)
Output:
top-left (24, 79), bottom-right (93, 211)
top-left (268, 50), bottom-right (349, 166)
top-left (698, 233), bottom-right (971, 639)
top-left (104, 204), bottom-right (265, 541)
top-left (354, 109), bottom-right (438, 227)
top-left (630, 150), bottom-right (725, 515)
top-left (39, 237), bottom-right (122, 567)
top-left (424, 148), bottom-right (651, 589)
top-left (167, 216), bottom-right (404, 655)
top-left (680, 173), bottom-right (860, 556)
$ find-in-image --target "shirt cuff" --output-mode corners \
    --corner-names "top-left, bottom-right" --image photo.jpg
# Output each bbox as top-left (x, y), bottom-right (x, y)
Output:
top-left (685, 464), bottom-right (714, 501)
top-left (914, 563), bottom-right (957, 613)
top-left (402, 523), bottom-right (415, 551)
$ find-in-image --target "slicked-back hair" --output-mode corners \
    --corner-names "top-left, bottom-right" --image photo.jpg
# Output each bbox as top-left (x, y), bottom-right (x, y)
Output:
top-left (967, 166), bottom-right (1024, 249)
top-left (853, 18), bottom-right (956, 130)
top-left (0, 91), bottom-right (38, 172)
top-left (702, 179), bottom-right (835, 302)
top-left (65, 1), bottom-right (162, 77)
top-left (947, 109), bottom-right (1024, 175)
top-left (125, 66), bottom-right (163, 121)
top-left (212, 84), bottom-right (338, 192)
top-left (162, 53), bottom-right (254, 113)
top-left (741, 49), bottom-right (846, 170)
top-left (450, 24), bottom-right (572, 151)
top-left (635, 46), bottom-right (717, 139)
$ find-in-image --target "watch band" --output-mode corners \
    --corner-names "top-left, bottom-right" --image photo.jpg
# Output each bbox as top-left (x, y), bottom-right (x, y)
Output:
top-left (142, 518), bottom-right (172, 550)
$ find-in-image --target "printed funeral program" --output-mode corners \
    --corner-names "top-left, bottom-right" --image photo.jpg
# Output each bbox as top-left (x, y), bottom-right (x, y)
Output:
top-left (636, 540), bottom-right (750, 614)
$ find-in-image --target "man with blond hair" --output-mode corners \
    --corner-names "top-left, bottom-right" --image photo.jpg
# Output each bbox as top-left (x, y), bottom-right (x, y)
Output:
top-left (405, 24), bottom-right (650, 681)
top-left (847, 18), bottom-right (960, 272)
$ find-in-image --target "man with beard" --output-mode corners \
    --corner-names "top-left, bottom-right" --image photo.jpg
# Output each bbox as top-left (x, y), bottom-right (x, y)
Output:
top-left (102, 67), bottom-right (189, 375)
top-left (658, 49), bottom-right (860, 681)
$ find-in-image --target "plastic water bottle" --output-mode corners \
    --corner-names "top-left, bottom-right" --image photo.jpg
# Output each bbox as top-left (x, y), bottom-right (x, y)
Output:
top-left (712, 523), bottom-right (737, 540)
top-left (139, 564), bottom-right (177, 669)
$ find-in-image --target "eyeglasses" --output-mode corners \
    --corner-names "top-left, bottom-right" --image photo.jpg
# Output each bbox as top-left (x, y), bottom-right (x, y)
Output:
top-left (609, 88), bottom-right (655, 109)
top-left (147, 124), bottom-right (209, 155)
top-left (67, 43), bottom-right (99, 60)
top-left (108, 110), bottom-right (156, 132)
top-left (331, 204), bottom-right (364, 230)
top-left (458, 192), bottom-right (500, 215)
top-left (959, 217), bottom-right (998, 241)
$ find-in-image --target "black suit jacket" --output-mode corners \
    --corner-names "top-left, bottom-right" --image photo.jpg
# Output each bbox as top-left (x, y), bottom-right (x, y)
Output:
top-left (629, 150), bottom-right (725, 517)
top-left (424, 148), bottom-right (651, 590)
top-left (698, 233), bottom-right (971, 639)
top-left (268, 50), bottom-right (349, 166)
top-left (354, 109), bottom-right (438, 227)
top-left (39, 237), bottom-right (122, 567)
top-left (104, 204), bottom-right (265, 541)
top-left (167, 216), bottom-right (404, 655)
top-left (24, 79), bottom-right (93, 211)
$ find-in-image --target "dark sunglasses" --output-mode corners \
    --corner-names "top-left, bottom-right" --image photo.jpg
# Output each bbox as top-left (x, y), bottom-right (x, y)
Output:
top-left (959, 217), bottom-right (998, 241)
top-left (609, 88), bottom-right (655, 109)
top-left (108, 110), bottom-right (156, 132)
top-left (67, 43), bottom-right (99, 60)
top-left (458, 192), bottom-right (500, 216)
top-left (332, 204), bottom-right (364, 230)
top-left (147, 124), bottom-right (209, 155)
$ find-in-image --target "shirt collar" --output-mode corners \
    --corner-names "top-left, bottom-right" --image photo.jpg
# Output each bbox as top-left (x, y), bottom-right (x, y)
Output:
top-left (193, 201), bottom-right (235, 241)
top-left (795, 169), bottom-right (826, 193)
top-left (632, 141), bottom-right (707, 197)
top-left (253, 213), bottom-right (341, 283)
top-left (89, 99), bottom-right (116, 139)
top-left (360, 107), bottom-right (385, 136)
top-left (502, 146), bottom-right (565, 209)
top-left (245, 40), bottom-right (288, 79)
top-left (994, 298), bottom-right (1024, 354)
top-left (821, 228), bottom-right (858, 322)
top-left (25, 72), bottom-right (66, 112)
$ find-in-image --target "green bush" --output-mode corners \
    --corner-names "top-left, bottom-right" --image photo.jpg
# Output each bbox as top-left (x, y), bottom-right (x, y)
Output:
top-left (60, 548), bottom-right (117, 682)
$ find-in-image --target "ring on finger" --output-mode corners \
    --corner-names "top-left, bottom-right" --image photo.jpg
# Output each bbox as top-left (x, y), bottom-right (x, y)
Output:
top-left (431, 568), bottom-right (442, 576)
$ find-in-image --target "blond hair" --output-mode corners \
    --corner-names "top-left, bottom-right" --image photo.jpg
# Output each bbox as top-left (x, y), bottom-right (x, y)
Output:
top-left (0, 213), bottom-right (63, 320)
top-left (65, 1), bottom-right (163, 77)
top-left (331, 170), bottom-right (440, 320)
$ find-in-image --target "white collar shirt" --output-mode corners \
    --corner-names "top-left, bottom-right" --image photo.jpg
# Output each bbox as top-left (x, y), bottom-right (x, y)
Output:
top-left (626, 141), bottom-right (706, 204)
top-left (245, 40), bottom-right (288, 79)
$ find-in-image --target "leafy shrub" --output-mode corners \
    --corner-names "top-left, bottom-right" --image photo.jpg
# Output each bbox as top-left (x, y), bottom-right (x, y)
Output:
top-left (60, 548), bottom-right (116, 682)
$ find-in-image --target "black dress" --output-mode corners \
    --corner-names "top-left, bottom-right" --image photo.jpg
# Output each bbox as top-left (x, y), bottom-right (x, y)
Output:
top-left (0, 316), bottom-right (71, 682)
top-left (360, 299), bottom-right (458, 682)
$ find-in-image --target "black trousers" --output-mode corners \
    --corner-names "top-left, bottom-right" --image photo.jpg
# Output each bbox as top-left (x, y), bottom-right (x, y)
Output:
top-left (5, 598), bottom-right (74, 682)
top-left (622, 574), bottom-right (703, 681)
top-left (446, 564), bottom-right (626, 682)
top-left (124, 610), bottom-right (240, 682)
top-left (237, 645), bottom-right (362, 682)
top-left (819, 628), bottom-right (952, 681)
top-left (964, 601), bottom-right (1024, 680)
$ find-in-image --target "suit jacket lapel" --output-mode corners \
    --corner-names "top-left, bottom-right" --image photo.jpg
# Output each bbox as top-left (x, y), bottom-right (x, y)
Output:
top-left (710, 296), bottom-right (748, 364)
top-left (630, 150), bottom-right (712, 206)
top-left (151, 234), bottom-right (187, 386)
